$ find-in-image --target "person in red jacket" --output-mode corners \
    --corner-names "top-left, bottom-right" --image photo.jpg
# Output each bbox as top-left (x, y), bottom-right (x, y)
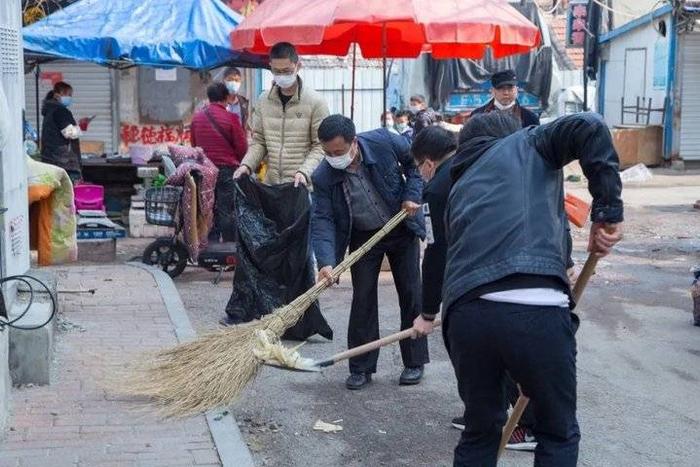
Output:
top-left (191, 82), bottom-right (248, 241)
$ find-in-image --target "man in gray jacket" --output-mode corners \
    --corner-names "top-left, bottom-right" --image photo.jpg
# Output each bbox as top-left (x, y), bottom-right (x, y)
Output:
top-left (413, 112), bottom-right (623, 466)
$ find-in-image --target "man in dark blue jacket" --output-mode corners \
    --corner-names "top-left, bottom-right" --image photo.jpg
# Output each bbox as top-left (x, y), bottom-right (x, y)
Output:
top-left (413, 112), bottom-right (623, 466)
top-left (312, 114), bottom-right (428, 390)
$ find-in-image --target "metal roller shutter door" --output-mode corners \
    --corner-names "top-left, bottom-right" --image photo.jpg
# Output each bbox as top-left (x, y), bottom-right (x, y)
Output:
top-left (25, 61), bottom-right (115, 154)
top-left (679, 32), bottom-right (700, 161)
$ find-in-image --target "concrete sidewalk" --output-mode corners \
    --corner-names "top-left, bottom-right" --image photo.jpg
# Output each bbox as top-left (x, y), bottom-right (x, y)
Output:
top-left (0, 264), bottom-right (252, 467)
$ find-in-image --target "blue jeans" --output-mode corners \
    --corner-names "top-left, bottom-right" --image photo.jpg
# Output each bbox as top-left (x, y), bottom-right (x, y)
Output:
top-left (445, 298), bottom-right (579, 467)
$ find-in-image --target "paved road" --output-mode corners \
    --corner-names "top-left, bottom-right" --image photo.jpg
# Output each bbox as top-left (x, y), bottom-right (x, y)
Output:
top-left (168, 179), bottom-right (700, 466)
top-left (68, 170), bottom-right (700, 466)
top-left (121, 172), bottom-right (700, 467)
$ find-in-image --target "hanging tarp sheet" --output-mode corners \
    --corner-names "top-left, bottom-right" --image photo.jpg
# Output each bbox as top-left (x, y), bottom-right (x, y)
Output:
top-left (425, 2), bottom-right (552, 110)
top-left (225, 177), bottom-right (333, 341)
top-left (22, 0), bottom-right (267, 70)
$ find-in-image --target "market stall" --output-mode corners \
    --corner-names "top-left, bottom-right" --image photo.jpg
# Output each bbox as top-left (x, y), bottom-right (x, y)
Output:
top-left (23, 0), bottom-right (266, 220)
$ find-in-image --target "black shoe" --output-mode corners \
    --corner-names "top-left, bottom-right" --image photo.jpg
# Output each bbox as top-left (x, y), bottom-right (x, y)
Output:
top-left (399, 366), bottom-right (424, 385)
top-left (345, 373), bottom-right (372, 390)
top-left (451, 416), bottom-right (465, 430)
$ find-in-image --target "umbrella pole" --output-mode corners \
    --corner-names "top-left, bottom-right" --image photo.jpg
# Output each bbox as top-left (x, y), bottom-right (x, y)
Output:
top-left (35, 64), bottom-right (41, 138)
top-left (382, 23), bottom-right (387, 127)
top-left (351, 43), bottom-right (357, 120)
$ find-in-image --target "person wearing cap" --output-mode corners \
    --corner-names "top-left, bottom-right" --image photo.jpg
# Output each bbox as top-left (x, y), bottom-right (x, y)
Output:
top-left (470, 69), bottom-right (539, 128)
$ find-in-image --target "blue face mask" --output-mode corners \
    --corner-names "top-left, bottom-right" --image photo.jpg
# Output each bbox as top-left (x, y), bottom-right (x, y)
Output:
top-left (225, 80), bottom-right (241, 94)
top-left (59, 95), bottom-right (72, 107)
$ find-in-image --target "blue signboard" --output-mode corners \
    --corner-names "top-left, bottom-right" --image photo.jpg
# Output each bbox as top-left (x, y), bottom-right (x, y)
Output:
top-left (444, 90), bottom-right (541, 114)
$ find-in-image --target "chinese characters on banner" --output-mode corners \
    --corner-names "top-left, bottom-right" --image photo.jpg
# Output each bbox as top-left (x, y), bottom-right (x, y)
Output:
top-left (120, 123), bottom-right (191, 146)
top-left (567, 0), bottom-right (588, 48)
top-left (39, 71), bottom-right (63, 87)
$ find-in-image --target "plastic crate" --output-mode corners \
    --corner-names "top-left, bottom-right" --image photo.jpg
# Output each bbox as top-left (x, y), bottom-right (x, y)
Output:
top-left (74, 184), bottom-right (105, 211)
top-left (144, 187), bottom-right (182, 227)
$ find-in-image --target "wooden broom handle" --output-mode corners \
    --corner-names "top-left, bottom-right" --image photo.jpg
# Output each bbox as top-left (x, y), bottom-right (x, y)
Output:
top-left (318, 320), bottom-right (442, 367)
top-left (497, 392), bottom-right (530, 455)
top-left (572, 253), bottom-right (599, 302)
top-left (497, 252), bottom-right (599, 460)
top-left (282, 210), bottom-right (409, 314)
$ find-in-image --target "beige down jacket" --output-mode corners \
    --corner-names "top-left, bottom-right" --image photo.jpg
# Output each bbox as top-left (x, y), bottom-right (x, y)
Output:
top-left (241, 78), bottom-right (330, 185)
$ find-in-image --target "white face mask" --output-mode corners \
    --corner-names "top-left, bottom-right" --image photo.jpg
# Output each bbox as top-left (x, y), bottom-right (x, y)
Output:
top-left (494, 99), bottom-right (516, 110)
top-left (325, 147), bottom-right (355, 170)
top-left (396, 122), bottom-right (409, 132)
top-left (409, 104), bottom-right (421, 113)
top-left (274, 73), bottom-right (297, 89)
top-left (385, 119), bottom-right (394, 127)
top-left (225, 80), bottom-right (241, 94)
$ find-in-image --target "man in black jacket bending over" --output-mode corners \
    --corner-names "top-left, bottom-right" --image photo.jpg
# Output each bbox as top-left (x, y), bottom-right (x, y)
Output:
top-left (411, 126), bottom-right (456, 321)
top-left (413, 112), bottom-right (623, 466)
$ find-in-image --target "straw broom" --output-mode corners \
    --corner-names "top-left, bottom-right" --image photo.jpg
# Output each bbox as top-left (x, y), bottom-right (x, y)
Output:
top-left (121, 210), bottom-right (409, 417)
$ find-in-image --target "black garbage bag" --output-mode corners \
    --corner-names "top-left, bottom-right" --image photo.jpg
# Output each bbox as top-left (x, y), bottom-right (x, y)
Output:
top-left (225, 177), bottom-right (333, 341)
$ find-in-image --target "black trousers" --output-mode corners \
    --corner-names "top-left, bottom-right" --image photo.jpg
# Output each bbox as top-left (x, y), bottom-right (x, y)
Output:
top-left (446, 298), bottom-right (579, 467)
top-left (506, 311), bottom-right (581, 430)
top-left (347, 225), bottom-right (429, 374)
top-left (211, 166), bottom-right (237, 242)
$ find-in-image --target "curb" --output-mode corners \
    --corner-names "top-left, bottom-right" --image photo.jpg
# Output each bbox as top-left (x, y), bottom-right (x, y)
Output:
top-left (129, 263), bottom-right (255, 467)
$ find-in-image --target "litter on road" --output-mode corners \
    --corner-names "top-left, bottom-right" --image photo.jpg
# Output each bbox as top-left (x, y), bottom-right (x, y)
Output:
top-left (313, 420), bottom-right (343, 433)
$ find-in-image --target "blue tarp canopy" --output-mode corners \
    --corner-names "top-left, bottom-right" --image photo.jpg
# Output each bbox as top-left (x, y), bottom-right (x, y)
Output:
top-left (23, 0), bottom-right (267, 70)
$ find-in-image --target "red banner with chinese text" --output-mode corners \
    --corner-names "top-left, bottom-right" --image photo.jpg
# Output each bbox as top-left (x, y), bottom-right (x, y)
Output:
top-left (120, 123), bottom-right (191, 146)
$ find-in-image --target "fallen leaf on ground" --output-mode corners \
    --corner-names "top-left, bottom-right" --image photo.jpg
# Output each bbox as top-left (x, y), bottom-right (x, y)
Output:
top-left (313, 419), bottom-right (343, 433)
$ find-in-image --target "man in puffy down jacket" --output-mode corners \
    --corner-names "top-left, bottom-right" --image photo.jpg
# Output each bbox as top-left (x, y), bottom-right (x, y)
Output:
top-left (234, 42), bottom-right (330, 188)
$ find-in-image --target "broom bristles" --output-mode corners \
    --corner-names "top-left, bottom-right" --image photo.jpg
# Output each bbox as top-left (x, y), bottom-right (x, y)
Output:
top-left (119, 210), bottom-right (409, 417)
top-left (119, 301), bottom-right (312, 417)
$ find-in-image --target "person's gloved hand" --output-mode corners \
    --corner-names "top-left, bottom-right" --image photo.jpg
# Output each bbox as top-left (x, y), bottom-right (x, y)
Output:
top-left (316, 265), bottom-right (334, 286)
top-left (588, 222), bottom-right (623, 257)
top-left (233, 165), bottom-right (251, 179)
top-left (294, 172), bottom-right (308, 188)
top-left (401, 200), bottom-right (421, 216)
top-left (411, 315), bottom-right (436, 338)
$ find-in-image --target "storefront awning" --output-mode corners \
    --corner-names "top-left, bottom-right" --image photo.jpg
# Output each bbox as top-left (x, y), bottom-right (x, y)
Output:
top-left (23, 0), bottom-right (267, 70)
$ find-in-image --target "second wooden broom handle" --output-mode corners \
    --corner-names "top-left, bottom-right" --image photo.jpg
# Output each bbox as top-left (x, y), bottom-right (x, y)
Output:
top-left (319, 319), bottom-right (442, 366)
top-left (497, 252), bottom-right (600, 460)
top-left (572, 253), bottom-right (599, 302)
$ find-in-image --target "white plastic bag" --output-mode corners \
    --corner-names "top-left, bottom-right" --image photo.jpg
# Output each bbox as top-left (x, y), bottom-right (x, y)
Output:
top-left (60, 124), bottom-right (82, 140)
top-left (620, 163), bottom-right (653, 184)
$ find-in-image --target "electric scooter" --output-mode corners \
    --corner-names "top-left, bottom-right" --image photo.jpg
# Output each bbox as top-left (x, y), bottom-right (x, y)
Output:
top-left (141, 185), bottom-right (237, 283)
